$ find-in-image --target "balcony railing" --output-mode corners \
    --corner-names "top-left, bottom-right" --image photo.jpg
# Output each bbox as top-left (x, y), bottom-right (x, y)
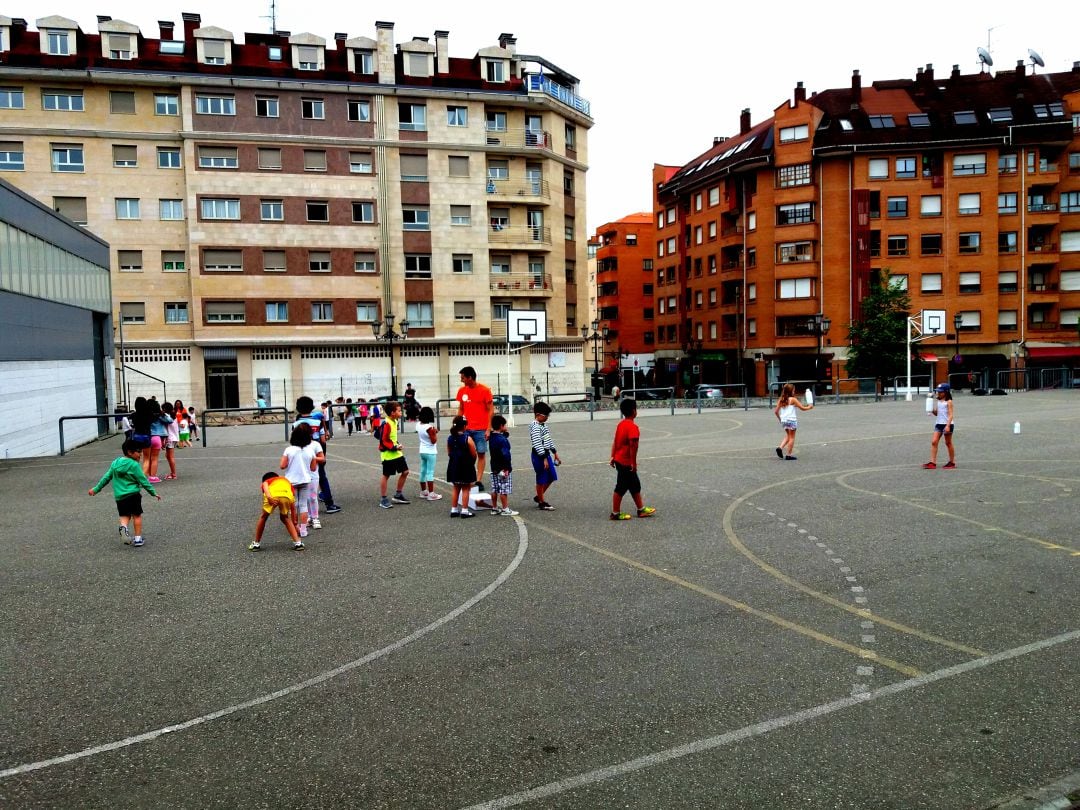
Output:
top-left (525, 74), bottom-right (591, 116)
top-left (1028, 320), bottom-right (1059, 330)
top-left (484, 128), bottom-right (553, 150)
top-left (488, 225), bottom-right (552, 247)
top-left (1028, 203), bottom-right (1058, 213)
top-left (489, 272), bottom-right (553, 293)
top-left (1029, 243), bottom-right (1058, 253)
top-left (485, 178), bottom-right (550, 200)
top-left (1028, 282), bottom-right (1058, 292)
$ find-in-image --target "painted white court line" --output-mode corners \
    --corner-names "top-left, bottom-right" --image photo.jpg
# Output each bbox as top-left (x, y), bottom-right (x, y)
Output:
top-left (459, 629), bottom-right (1080, 810)
top-left (1, 521), bottom-right (530, 780)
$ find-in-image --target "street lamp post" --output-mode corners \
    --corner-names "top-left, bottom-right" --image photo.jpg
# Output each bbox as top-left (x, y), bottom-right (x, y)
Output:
top-left (581, 319), bottom-right (608, 398)
top-left (812, 313), bottom-right (831, 397)
top-left (371, 313), bottom-right (409, 400)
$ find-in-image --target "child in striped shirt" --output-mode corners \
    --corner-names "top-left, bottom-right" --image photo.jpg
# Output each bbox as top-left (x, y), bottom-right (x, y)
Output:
top-left (528, 402), bottom-right (560, 511)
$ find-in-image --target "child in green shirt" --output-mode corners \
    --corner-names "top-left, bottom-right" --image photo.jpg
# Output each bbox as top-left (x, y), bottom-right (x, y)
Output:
top-left (89, 439), bottom-right (161, 547)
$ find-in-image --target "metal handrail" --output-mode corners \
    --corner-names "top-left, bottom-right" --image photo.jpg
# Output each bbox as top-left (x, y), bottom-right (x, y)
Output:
top-left (200, 407), bottom-right (289, 448)
top-left (683, 384), bottom-right (750, 413)
top-left (58, 412), bottom-right (131, 456)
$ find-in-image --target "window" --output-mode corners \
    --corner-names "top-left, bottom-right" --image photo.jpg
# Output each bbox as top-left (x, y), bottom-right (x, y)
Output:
top-left (708, 187), bottom-right (720, 206)
top-left (406, 301), bottom-right (434, 327)
top-left (297, 46), bottom-right (320, 71)
top-left (908, 113), bottom-right (930, 127)
top-left (778, 124), bottom-right (809, 143)
top-left (487, 159), bottom-right (509, 180)
top-left (566, 216), bottom-right (575, 241)
top-left (887, 235), bottom-right (909, 256)
top-left (777, 163), bottom-right (811, 187)
top-left (998, 271), bottom-right (1018, 293)
top-left (447, 105), bottom-right (468, 127)
top-left (348, 99), bottom-right (370, 122)
top-left (447, 254), bottom-right (473, 275)
top-left (868, 114), bottom-right (896, 128)
top-left (952, 153), bottom-right (986, 175)
top-left (115, 198), bottom-right (141, 220)
top-left (303, 150), bottom-right (327, 172)
top-left (491, 255), bottom-right (511, 274)
top-left (195, 95), bottom-right (236, 115)
top-left (958, 233), bottom-right (981, 254)
top-left (164, 302), bottom-right (189, 324)
top-left (486, 60), bottom-right (505, 82)
top-left (201, 39), bottom-right (228, 65)
top-left (199, 146), bottom-right (238, 169)
top-left (988, 107), bottom-right (1013, 123)
top-left (708, 255), bottom-right (717, 274)
top-left (0, 141), bottom-right (24, 171)
top-left (886, 196), bottom-right (908, 218)
top-left (956, 311), bottom-right (981, 328)
top-left (998, 192), bottom-right (1018, 214)
top-left (777, 202), bottom-right (813, 225)
top-left (402, 207), bottom-right (430, 231)
top-left (778, 278), bottom-right (813, 299)
top-left (119, 302), bottom-right (145, 324)
top-left (118, 250), bottom-right (143, 271)
top-left (354, 49), bottom-right (374, 74)
top-left (113, 145), bottom-right (137, 167)
top-left (201, 198), bottom-right (240, 220)
top-left (154, 93), bottom-right (179, 115)
top-left (895, 157), bottom-right (917, 179)
top-left (263, 250), bottom-right (286, 273)
top-left (46, 30), bottom-right (71, 56)
top-left (953, 110), bottom-right (978, 125)
top-left (43, 90), bottom-right (83, 111)
top-left (999, 153), bottom-right (1018, 174)
top-left (920, 195), bottom-right (942, 217)
top-left (266, 302), bottom-right (289, 323)
top-left (311, 302), bottom-right (334, 322)
top-left (667, 237), bottom-right (677, 253)
top-left (747, 282), bottom-right (757, 301)
top-left (958, 193), bottom-right (980, 215)
top-left (998, 310), bottom-right (1018, 329)
top-left (203, 249), bottom-right (243, 271)
top-left (349, 151), bottom-right (373, 174)
top-left (1070, 153), bottom-right (1080, 175)
top-left (694, 226), bottom-right (703, 245)
top-left (998, 232), bottom-right (1017, 254)
top-left (255, 96), bottom-right (279, 118)
top-left (406, 52), bottom-right (430, 77)
top-left (1060, 191), bottom-right (1080, 213)
top-left (0, 87), bottom-right (25, 109)
top-left (205, 302), bottom-right (245, 323)
top-left (356, 302), bottom-right (378, 322)
top-left (306, 201), bottom-right (329, 222)
top-left (268, 46), bottom-right (283, 61)
top-left (666, 207), bottom-right (676, 225)
top-left (564, 170), bottom-right (575, 195)
top-left (921, 273), bottom-right (943, 293)
top-left (869, 231), bottom-right (881, 257)
top-left (454, 300), bottom-right (476, 321)
top-left (867, 158), bottom-right (891, 180)
top-left (1061, 272), bottom-right (1080, 292)
top-left (157, 147), bottom-right (181, 169)
top-left (450, 205), bottom-right (471, 226)
top-left (260, 200), bottom-right (284, 221)
top-left (351, 201), bottom-right (375, 223)
top-left (448, 155), bottom-right (470, 177)
top-left (565, 124), bottom-right (576, 149)
top-left (888, 274), bottom-right (909, 291)
top-left (694, 193), bottom-right (703, 212)
top-left (707, 222), bottom-right (716, 240)
top-left (921, 234), bottom-right (942, 255)
top-left (159, 199), bottom-right (184, 220)
top-left (959, 272), bottom-right (981, 293)
top-left (258, 148), bottom-right (282, 170)
top-left (778, 241), bottom-right (812, 263)
top-left (308, 251), bottom-right (331, 273)
top-left (400, 154), bottom-right (427, 182)
top-left (695, 290), bottom-right (703, 308)
top-left (399, 103), bottom-right (427, 131)
top-left (109, 91), bottom-right (135, 114)
top-left (405, 255), bottom-right (432, 279)
top-left (162, 251), bottom-right (186, 272)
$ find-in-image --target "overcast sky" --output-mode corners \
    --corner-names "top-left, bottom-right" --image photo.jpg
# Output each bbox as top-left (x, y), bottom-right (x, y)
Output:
top-left (32, 1), bottom-right (1080, 233)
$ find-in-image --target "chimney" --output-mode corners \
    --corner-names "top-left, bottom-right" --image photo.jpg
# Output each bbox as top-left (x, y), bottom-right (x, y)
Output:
top-left (1073, 61), bottom-right (1080, 73)
top-left (435, 29), bottom-right (448, 74)
top-left (334, 32), bottom-right (347, 51)
top-left (498, 32), bottom-right (516, 55)
top-left (159, 20), bottom-right (175, 40)
top-left (794, 81), bottom-right (806, 104)
top-left (851, 69), bottom-right (861, 101)
top-left (925, 63), bottom-right (935, 82)
top-left (376, 21), bottom-right (395, 85)
top-left (1015, 59), bottom-right (1026, 77)
top-left (740, 108), bottom-right (751, 134)
top-left (181, 13), bottom-right (201, 43)
top-left (97, 15), bottom-right (112, 24)
top-left (950, 64), bottom-right (960, 79)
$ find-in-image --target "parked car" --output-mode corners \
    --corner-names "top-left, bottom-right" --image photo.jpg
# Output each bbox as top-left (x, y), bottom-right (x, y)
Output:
top-left (624, 388), bottom-right (674, 400)
top-left (687, 384), bottom-right (724, 399)
top-left (492, 394), bottom-right (531, 411)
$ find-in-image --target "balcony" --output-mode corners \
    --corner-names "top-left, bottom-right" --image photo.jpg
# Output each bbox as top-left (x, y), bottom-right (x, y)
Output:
top-left (525, 74), bottom-right (591, 116)
top-left (489, 272), bottom-right (553, 295)
top-left (485, 178), bottom-right (551, 202)
top-left (483, 128), bottom-right (554, 151)
top-left (488, 225), bottom-right (553, 250)
top-left (1028, 320), bottom-right (1059, 331)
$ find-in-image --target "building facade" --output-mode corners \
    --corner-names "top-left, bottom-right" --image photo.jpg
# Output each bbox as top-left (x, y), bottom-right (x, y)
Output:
top-left (653, 63), bottom-right (1080, 395)
top-left (0, 12), bottom-right (592, 408)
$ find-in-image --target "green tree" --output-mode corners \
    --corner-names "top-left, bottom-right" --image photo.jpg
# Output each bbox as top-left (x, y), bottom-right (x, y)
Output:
top-left (845, 270), bottom-right (911, 383)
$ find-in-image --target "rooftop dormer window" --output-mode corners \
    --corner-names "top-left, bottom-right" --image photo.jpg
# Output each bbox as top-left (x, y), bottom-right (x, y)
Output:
top-left (953, 110), bottom-right (978, 125)
top-left (46, 29), bottom-right (70, 55)
top-left (295, 45), bottom-right (321, 71)
top-left (268, 45), bottom-right (282, 61)
top-left (486, 60), bottom-right (506, 83)
top-left (908, 113), bottom-right (930, 127)
top-left (355, 49), bottom-right (374, 74)
top-left (203, 40), bottom-right (227, 64)
top-left (868, 114), bottom-right (895, 128)
top-left (107, 33), bottom-right (132, 59)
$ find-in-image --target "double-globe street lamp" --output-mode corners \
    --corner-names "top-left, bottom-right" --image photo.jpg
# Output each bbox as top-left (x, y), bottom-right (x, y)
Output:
top-left (581, 319), bottom-right (609, 398)
top-left (812, 312), bottom-right (831, 396)
top-left (371, 313), bottom-right (409, 400)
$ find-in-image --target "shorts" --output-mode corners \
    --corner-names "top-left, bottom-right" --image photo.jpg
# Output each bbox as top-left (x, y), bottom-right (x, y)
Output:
top-left (263, 495), bottom-right (294, 516)
top-left (490, 470), bottom-right (513, 495)
top-left (531, 450), bottom-right (558, 487)
top-left (178, 432), bottom-right (190, 442)
top-left (150, 435), bottom-right (163, 450)
top-left (781, 420), bottom-right (798, 431)
top-left (131, 433), bottom-right (151, 449)
top-left (165, 440), bottom-right (177, 450)
top-left (934, 424), bottom-right (955, 434)
top-left (382, 456), bottom-right (409, 477)
top-left (613, 463), bottom-right (641, 496)
top-left (466, 429), bottom-right (488, 455)
top-left (419, 453), bottom-right (437, 483)
top-left (116, 493), bottom-right (143, 517)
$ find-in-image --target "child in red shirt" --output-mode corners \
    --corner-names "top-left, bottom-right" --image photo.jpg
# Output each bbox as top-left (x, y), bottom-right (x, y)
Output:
top-left (609, 398), bottom-right (657, 520)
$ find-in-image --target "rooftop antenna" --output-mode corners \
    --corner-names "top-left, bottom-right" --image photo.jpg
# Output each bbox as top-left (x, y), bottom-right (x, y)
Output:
top-left (262, 0), bottom-right (278, 34)
top-left (1028, 48), bottom-right (1045, 72)
top-left (977, 47), bottom-right (993, 72)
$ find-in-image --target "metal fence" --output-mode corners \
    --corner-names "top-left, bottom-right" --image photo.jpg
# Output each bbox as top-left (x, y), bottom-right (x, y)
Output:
top-left (200, 407), bottom-right (290, 448)
top-left (58, 412), bottom-right (129, 456)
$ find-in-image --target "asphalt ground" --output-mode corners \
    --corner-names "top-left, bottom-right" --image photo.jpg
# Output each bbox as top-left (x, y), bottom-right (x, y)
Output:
top-left (1, 392), bottom-right (1078, 809)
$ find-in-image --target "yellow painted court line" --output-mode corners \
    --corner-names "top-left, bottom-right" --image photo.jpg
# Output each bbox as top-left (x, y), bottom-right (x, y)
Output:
top-left (532, 523), bottom-right (924, 678)
top-left (723, 472), bottom-right (988, 658)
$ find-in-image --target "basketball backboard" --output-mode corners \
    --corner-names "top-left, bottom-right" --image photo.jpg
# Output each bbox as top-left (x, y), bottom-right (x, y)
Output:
top-left (507, 309), bottom-right (546, 343)
top-left (922, 309), bottom-right (946, 335)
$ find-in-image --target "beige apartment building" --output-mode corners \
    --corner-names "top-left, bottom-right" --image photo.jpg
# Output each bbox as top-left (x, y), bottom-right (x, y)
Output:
top-left (0, 12), bottom-right (592, 407)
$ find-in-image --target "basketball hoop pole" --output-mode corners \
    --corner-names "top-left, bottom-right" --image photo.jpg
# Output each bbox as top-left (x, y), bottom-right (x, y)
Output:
top-left (504, 331), bottom-right (534, 427)
top-left (906, 311), bottom-right (936, 401)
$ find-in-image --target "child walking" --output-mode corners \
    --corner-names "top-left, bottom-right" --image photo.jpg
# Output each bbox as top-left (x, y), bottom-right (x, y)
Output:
top-left (488, 414), bottom-right (517, 515)
top-left (377, 401), bottom-right (411, 508)
top-left (252, 472), bottom-right (304, 551)
top-left (609, 398), bottom-right (657, 520)
top-left (923, 382), bottom-right (956, 469)
top-left (88, 439), bottom-right (161, 547)
top-left (416, 406), bottom-right (442, 500)
top-left (162, 402), bottom-right (180, 479)
top-left (281, 423), bottom-right (321, 539)
top-left (773, 383), bottom-right (813, 460)
top-left (446, 415), bottom-right (477, 517)
top-left (529, 402), bottom-right (561, 510)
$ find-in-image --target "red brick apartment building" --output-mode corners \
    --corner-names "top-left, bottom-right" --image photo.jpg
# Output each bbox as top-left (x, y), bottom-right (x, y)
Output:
top-left (592, 212), bottom-right (657, 388)
top-left (652, 62), bottom-right (1080, 396)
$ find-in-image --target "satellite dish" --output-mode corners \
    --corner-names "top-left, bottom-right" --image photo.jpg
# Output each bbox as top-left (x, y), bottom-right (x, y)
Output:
top-left (1028, 48), bottom-right (1045, 68)
top-left (977, 47), bottom-right (993, 68)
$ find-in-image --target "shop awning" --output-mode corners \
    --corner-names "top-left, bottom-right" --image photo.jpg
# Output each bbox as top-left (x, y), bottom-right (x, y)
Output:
top-left (1026, 346), bottom-right (1080, 359)
top-left (919, 353), bottom-right (939, 362)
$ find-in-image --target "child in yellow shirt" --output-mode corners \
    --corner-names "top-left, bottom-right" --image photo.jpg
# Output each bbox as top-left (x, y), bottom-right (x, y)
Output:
top-left (252, 472), bottom-right (303, 551)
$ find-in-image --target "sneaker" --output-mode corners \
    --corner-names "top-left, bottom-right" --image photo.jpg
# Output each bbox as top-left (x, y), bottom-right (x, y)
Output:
top-left (292, 541), bottom-right (305, 551)
top-left (164, 474), bottom-right (177, 480)
top-left (392, 493), bottom-right (411, 504)
top-left (921, 462), bottom-right (937, 469)
top-left (324, 504), bottom-right (342, 514)
top-left (490, 507), bottom-right (502, 515)
top-left (311, 518), bottom-right (322, 530)
top-left (943, 461), bottom-right (956, 469)
top-left (501, 508), bottom-right (519, 516)
top-left (459, 509), bottom-right (475, 518)
top-left (785, 455), bottom-right (798, 461)
top-left (247, 541), bottom-right (261, 551)
top-left (538, 502), bottom-right (555, 511)
top-left (450, 509), bottom-right (461, 517)
top-left (775, 447), bottom-right (784, 459)
top-left (148, 476), bottom-right (162, 483)
top-left (379, 498), bottom-right (393, 509)
top-left (637, 506), bottom-right (657, 518)
top-left (131, 537), bottom-right (144, 547)
top-left (610, 512), bottom-right (632, 521)
top-left (426, 492), bottom-right (443, 501)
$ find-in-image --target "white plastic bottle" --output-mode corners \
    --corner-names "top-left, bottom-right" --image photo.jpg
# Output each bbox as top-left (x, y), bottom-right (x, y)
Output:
top-left (1013, 421), bottom-right (1021, 435)
top-left (925, 393), bottom-right (934, 414)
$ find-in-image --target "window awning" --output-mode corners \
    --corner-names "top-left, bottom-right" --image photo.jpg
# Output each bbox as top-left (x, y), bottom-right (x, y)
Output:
top-left (919, 353), bottom-right (939, 362)
top-left (1026, 346), bottom-right (1080, 359)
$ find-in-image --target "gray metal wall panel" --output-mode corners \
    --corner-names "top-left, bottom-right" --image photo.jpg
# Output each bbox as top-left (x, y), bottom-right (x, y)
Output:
top-left (0, 290), bottom-right (97, 361)
top-left (0, 180), bottom-right (110, 268)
